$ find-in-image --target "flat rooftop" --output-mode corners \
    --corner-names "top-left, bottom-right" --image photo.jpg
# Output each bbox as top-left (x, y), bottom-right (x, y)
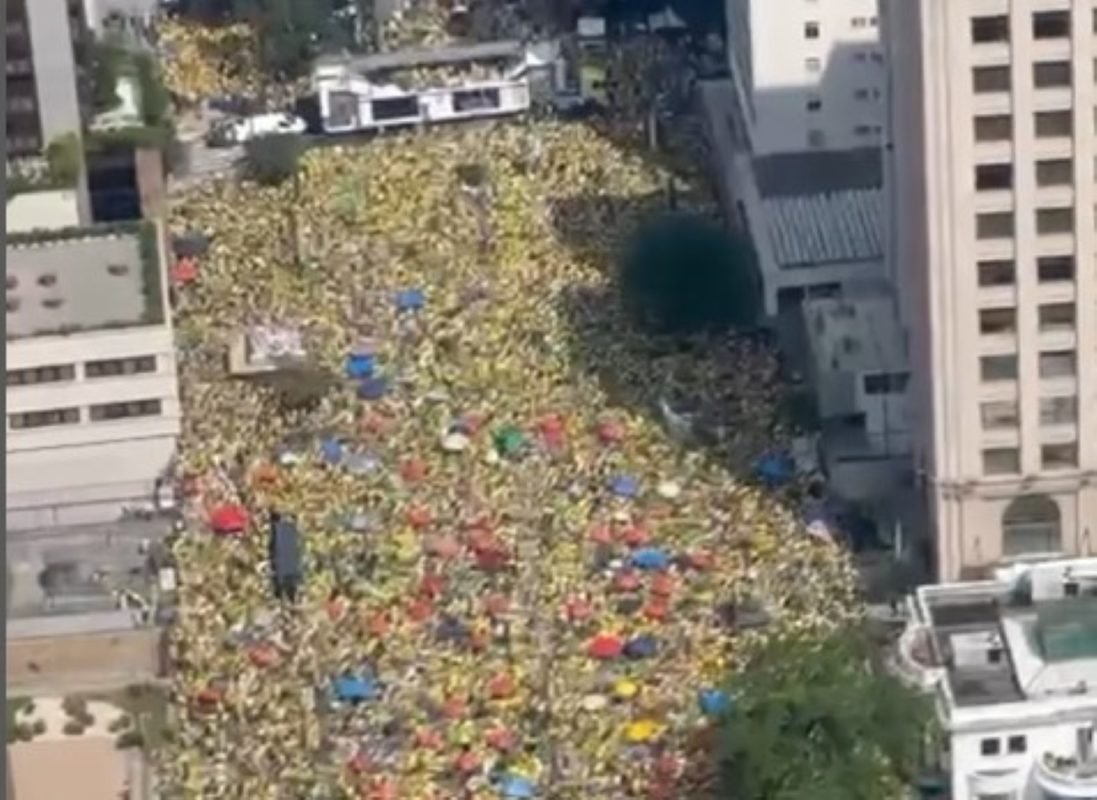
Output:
top-left (918, 558), bottom-right (1097, 707)
top-left (804, 287), bottom-right (907, 375)
top-left (5, 224), bottom-right (162, 339)
top-left (752, 148), bottom-right (885, 269)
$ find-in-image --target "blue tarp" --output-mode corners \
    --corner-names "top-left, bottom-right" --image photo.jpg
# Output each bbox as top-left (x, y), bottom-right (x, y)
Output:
top-left (333, 674), bottom-right (380, 702)
top-left (495, 774), bottom-right (536, 798)
top-left (754, 451), bottom-right (794, 486)
top-left (321, 438), bottom-right (345, 465)
top-left (631, 548), bottom-right (670, 571)
top-left (358, 377), bottom-right (389, 400)
top-left (609, 475), bottom-right (639, 498)
top-left (345, 353), bottom-right (376, 379)
top-left (624, 635), bottom-right (658, 659)
top-left (698, 688), bottom-right (732, 717)
top-left (394, 289), bottom-right (425, 311)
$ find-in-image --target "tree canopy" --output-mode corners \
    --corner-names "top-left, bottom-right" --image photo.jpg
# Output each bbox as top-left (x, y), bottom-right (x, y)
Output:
top-left (717, 627), bottom-right (933, 800)
top-left (619, 212), bottom-right (759, 334)
top-left (244, 132), bottom-right (305, 185)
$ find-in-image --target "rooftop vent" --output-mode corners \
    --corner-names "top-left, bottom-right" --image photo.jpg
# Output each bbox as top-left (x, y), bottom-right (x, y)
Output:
top-left (37, 273), bottom-right (57, 288)
top-left (6, 275), bottom-right (17, 291)
top-left (42, 297), bottom-right (65, 309)
top-left (107, 264), bottom-right (129, 276)
top-left (7, 297), bottom-right (20, 313)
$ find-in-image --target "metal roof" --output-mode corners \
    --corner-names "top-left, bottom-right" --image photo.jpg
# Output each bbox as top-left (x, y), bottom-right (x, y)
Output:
top-left (761, 188), bottom-right (884, 268)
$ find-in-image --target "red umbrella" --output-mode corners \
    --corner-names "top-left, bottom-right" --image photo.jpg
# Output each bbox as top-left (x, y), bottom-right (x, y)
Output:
top-left (171, 257), bottom-right (199, 286)
top-left (209, 504), bottom-right (248, 535)
top-left (588, 633), bottom-right (624, 660)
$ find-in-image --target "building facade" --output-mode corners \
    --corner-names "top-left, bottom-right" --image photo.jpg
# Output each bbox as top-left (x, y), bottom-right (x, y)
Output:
top-left (5, 224), bottom-right (181, 531)
top-left (724, 0), bottom-right (887, 156)
top-left (889, 0), bottom-right (1097, 581)
top-left (6, 0), bottom-right (85, 158)
top-left (895, 557), bottom-right (1097, 800)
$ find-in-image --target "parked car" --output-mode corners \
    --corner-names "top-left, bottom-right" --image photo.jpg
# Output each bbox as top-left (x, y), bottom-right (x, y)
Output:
top-left (206, 113), bottom-right (307, 147)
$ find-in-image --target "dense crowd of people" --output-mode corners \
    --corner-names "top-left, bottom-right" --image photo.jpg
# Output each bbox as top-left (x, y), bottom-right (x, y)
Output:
top-left (157, 17), bottom-right (862, 800)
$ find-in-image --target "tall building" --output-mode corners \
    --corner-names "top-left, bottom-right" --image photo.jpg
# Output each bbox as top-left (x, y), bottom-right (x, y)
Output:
top-left (894, 557), bottom-right (1097, 800)
top-left (5, 222), bottom-right (181, 530)
top-left (5, 0), bottom-right (85, 157)
top-left (888, 0), bottom-right (1097, 581)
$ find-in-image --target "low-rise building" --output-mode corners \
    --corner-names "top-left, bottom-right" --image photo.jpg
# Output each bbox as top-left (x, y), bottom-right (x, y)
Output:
top-left (896, 557), bottom-right (1097, 800)
top-left (5, 223), bottom-right (180, 530)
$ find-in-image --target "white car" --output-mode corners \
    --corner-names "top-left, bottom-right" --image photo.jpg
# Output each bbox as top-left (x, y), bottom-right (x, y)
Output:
top-left (209, 112), bottom-right (307, 146)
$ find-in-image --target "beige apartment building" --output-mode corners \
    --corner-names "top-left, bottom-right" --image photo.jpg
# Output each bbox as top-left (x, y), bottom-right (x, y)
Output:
top-left (889, 0), bottom-right (1097, 580)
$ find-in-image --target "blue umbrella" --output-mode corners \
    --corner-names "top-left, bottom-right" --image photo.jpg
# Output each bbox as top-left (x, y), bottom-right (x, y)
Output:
top-left (495, 774), bottom-right (537, 798)
top-left (631, 548), bottom-right (670, 571)
top-left (358, 376), bottom-right (389, 400)
top-left (333, 675), bottom-right (380, 702)
top-left (609, 475), bottom-right (640, 498)
top-left (698, 688), bottom-right (732, 717)
top-left (754, 452), bottom-right (794, 486)
top-left (624, 635), bottom-right (658, 660)
top-left (344, 353), bottom-right (376, 379)
top-left (321, 438), bottom-right (344, 465)
top-left (394, 289), bottom-right (425, 312)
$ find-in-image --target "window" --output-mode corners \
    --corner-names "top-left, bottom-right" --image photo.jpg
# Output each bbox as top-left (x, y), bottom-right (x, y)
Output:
top-left (6, 364), bottom-right (76, 386)
top-left (1040, 396), bottom-right (1077, 426)
top-left (806, 95), bottom-right (822, 111)
top-left (370, 96), bottom-right (420, 122)
top-left (983, 450), bottom-right (1020, 476)
top-left (853, 124), bottom-right (874, 136)
top-left (975, 163), bottom-right (1013, 191)
top-left (980, 308), bottom-right (1016, 335)
top-left (1039, 350), bottom-right (1076, 379)
top-left (806, 57), bottom-right (821, 72)
top-left (851, 16), bottom-right (867, 28)
top-left (1035, 159), bottom-right (1073, 187)
top-left (1033, 61), bottom-right (1072, 89)
top-left (9, 408), bottom-right (80, 430)
top-left (863, 372), bottom-right (910, 395)
top-left (1003, 495), bottom-right (1061, 554)
top-left (1037, 255), bottom-right (1074, 282)
top-left (981, 400), bottom-right (1019, 429)
top-left (1035, 111), bottom-right (1072, 138)
top-left (1036, 208), bottom-right (1073, 235)
top-left (977, 212), bottom-right (1014, 240)
top-left (84, 356), bottom-right (157, 378)
top-left (804, 21), bottom-right (820, 38)
top-left (452, 88), bottom-right (501, 113)
top-left (1033, 10), bottom-right (1070, 39)
top-left (1007, 736), bottom-right (1026, 754)
top-left (974, 115), bottom-right (1012, 142)
top-left (971, 15), bottom-right (1010, 43)
top-left (981, 354), bottom-right (1018, 381)
top-left (973, 66), bottom-right (1011, 93)
top-left (854, 88), bottom-right (870, 100)
top-left (1038, 303), bottom-right (1075, 332)
top-left (89, 399), bottom-right (163, 422)
top-left (1042, 443), bottom-right (1078, 470)
top-left (978, 260), bottom-right (1015, 286)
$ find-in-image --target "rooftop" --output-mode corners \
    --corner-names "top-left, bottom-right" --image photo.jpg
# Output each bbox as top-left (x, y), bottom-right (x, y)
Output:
top-left (804, 286), bottom-right (907, 375)
top-left (316, 39), bottom-right (526, 75)
top-left (752, 148), bottom-right (885, 268)
top-left (915, 558), bottom-right (1097, 708)
top-left (5, 224), bottom-right (163, 339)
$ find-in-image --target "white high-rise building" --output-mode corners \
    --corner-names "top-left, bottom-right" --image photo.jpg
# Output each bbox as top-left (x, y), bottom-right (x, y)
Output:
top-left (888, 0), bottom-right (1097, 581)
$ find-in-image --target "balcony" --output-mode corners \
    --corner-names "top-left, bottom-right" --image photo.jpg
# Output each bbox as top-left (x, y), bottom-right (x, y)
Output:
top-left (1034, 752), bottom-right (1097, 799)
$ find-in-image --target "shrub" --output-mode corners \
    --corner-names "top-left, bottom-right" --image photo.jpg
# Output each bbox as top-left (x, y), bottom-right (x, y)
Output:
top-left (108, 714), bottom-right (133, 733)
top-left (62, 695), bottom-right (88, 718)
top-left (91, 42), bottom-right (125, 112)
top-left (115, 730), bottom-right (145, 750)
top-left (619, 213), bottom-right (760, 334)
top-left (44, 133), bottom-right (82, 187)
top-left (244, 133), bottom-right (305, 187)
top-left (62, 720), bottom-right (85, 736)
top-left (31, 719), bottom-right (47, 737)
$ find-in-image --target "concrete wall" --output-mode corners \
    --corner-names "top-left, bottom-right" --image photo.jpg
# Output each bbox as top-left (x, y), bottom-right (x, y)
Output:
top-left (6, 629), bottom-right (164, 689)
top-left (27, 0), bottom-right (83, 147)
top-left (5, 190), bottom-right (82, 233)
top-left (6, 326), bottom-right (181, 530)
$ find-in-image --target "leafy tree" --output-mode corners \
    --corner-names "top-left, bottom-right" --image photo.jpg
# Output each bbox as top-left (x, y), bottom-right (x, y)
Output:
top-left (232, 0), bottom-right (338, 79)
top-left (91, 42), bottom-right (125, 112)
top-left (44, 133), bottom-right (83, 186)
top-left (619, 212), bottom-right (759, 334)
top-left (718, 627), bottom-right (933, 800)
top-left (134, 52), bottom-right (171, 126)
top-left (244, 132), bottom-right (305, 185)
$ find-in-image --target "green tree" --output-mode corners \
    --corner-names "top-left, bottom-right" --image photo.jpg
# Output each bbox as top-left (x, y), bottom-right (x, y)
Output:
top-left (135, 52), bottom-right (171, 126)
top-left (91, 42), bottom-right (125, 112)
top-left (718, 627), bottom-right (933, 800)
top-left (232, 0), bottom-right (337, 80)
top-left (619, 212), bottom-right (759, 334)
top-left (244, 132), bottom-right (305, 186)
top-left (44, 133), bottom-right (83, 187)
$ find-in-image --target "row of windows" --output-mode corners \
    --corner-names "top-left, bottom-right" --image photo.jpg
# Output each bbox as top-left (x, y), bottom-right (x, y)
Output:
top-left (977, 256), bottom-right (1074, 287)
top-left (978, 303), bottom-right (1076, 335)
top-left (981, 350), bottom-right (1077, 381)
top-left (976, 208), bottom-right (1076, 240)
top-left (970, 10), bottom-right (1071, 44)
top-left (802, 17), bottom-right (878, 40)
top-left (984, 442), bottom-right (1078, 475)
top-left (6, 356), bottom-right (157, 386)
top-left (981, 395), bottom-right (1078, 430)
top-left (974, 159), bottom-right (1075, 191)
top-left (8, 399), bottom-right (164, 430)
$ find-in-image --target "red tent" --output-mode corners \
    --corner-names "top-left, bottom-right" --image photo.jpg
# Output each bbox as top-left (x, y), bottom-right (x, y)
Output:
top-left (171, 257), bottom-right (199, 286)
top-left (210, 504), bottom-right (248, 535)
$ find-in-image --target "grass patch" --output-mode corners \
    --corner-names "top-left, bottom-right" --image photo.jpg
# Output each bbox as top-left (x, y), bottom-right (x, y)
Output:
top-left (84, 684), bottom-right (170, 752)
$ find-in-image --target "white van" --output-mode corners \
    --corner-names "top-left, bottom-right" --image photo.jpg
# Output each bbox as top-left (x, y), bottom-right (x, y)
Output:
top-left (208, 112), bottom-right (307, 147)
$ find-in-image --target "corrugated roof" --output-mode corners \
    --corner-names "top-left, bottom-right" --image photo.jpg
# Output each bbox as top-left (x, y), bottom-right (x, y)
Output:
top-left (762, 188), bottom-right (884, 268)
